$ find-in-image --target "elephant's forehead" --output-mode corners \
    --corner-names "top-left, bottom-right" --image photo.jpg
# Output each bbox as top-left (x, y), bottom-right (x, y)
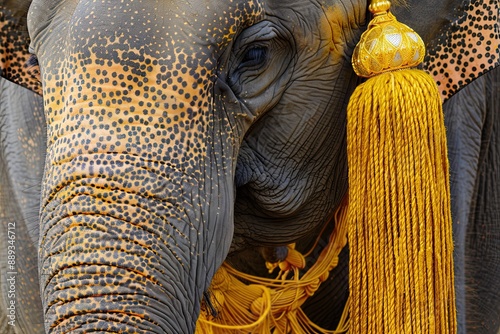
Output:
top-left (49, 0), bottom-right (264, 54)
top-left (33, 0), bottom-right (265, 168)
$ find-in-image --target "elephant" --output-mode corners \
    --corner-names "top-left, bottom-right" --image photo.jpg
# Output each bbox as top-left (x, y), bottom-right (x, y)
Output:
top-left (0, 0), bottom-right (499, 333)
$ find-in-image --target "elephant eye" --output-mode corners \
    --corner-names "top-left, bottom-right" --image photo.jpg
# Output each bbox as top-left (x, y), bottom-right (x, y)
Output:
top-left (239, 46), bottom-right (268, 69)
top-left (227, 20), bottom-right (293, 101)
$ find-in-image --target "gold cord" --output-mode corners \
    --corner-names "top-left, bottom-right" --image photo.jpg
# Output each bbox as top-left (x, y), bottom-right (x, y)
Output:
top-left (196, 198), bottom-right (350, 333)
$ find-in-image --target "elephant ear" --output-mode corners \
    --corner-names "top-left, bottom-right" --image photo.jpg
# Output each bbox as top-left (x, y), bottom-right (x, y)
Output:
top-left (393, 0), bottom-right (499, 102)
top-left (0, 0), bottom-right (41, 95)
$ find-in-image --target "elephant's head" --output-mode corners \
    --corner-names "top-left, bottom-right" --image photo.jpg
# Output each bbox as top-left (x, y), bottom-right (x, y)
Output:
top-left (21, 0), bottom-right (366, 332)
top-left (1, 0), bottom-right (498, 332)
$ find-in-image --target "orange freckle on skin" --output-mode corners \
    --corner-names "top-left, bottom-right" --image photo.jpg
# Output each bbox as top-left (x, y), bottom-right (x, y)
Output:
top-left (322, 3), bottom-right (362, 63)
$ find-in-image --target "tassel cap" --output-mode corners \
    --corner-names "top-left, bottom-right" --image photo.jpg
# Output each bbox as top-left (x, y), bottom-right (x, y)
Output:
top-left (352, 0), bottom-right (425, 77)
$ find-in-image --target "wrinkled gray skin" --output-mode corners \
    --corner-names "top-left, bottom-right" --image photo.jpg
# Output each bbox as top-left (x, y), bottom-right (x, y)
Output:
top-left (446, 67), bottom-right (500, 334)
top-left (0, 0), bottom-right (499, 333)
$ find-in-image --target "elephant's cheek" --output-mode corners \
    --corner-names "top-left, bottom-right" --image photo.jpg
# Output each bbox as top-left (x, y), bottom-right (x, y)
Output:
top-left (37, 61), bottom-right (233, 333)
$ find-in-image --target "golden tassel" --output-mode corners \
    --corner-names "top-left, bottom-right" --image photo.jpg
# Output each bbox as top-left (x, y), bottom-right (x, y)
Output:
top-left (347, 0), bottom-right (457, 333)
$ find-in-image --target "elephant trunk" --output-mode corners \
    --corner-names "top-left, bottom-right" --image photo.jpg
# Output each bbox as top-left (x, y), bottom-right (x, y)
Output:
top-left (38, 71), bottom-right (235, 333)
top-left (40, 161), bottom-right (201, 332)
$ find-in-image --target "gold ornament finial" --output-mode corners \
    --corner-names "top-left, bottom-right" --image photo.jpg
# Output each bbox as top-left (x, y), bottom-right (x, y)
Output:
top-left (369, 0), bottom-right (391, 14)
top-left (352, 0), bottom-right (425, 77)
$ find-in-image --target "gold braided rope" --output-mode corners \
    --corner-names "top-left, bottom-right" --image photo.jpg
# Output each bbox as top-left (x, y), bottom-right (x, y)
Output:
top-left (196, 198), bottom-right (350, 333)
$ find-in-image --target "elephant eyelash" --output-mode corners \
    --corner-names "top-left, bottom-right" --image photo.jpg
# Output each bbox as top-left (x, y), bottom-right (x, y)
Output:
top-left (228, 43), bottom-right (270, 94)
top-left (239, 46), bottom-right (268, 70)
